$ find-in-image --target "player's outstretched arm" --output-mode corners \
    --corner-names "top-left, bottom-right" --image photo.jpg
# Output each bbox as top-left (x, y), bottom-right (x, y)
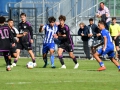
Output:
top-left (39, 24), bottom-right (44, 32)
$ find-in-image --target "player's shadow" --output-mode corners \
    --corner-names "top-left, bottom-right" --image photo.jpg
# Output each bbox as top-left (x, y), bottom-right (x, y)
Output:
top-left (87, 70), bottom-right (98, 71)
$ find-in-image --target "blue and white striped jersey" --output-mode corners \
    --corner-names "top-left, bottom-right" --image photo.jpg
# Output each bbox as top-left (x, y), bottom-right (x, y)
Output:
top-left (43, 24), bottom-right (58, 43)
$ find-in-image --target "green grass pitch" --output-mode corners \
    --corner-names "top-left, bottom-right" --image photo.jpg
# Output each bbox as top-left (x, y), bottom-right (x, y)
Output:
top-left (0, 57), bottom-right (120, 90)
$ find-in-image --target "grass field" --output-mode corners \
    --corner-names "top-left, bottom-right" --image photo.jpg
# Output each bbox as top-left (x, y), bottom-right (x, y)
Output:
top-left (0, 57), bottom-right (120, 90)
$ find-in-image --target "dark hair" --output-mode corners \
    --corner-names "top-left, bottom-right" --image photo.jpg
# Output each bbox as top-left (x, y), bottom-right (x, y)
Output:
top-left (48, 16), bottom-right (56, 23)
top-left (98, 20), bottom-right (106, 26)
top-left (0, 16), bottom-right (6, 23)
top-left (89, 18), bottom-right (93, 21)
top-left (59, 15), bottom-right (66, 21)
top-left (7, 19), bottom-right (13, 22)
top-left (112, 17), bottom-right (116, 21)
top-left (20, 13), bottom-right (26, 17)
top-left (100, 2), bottom-right (104, 5)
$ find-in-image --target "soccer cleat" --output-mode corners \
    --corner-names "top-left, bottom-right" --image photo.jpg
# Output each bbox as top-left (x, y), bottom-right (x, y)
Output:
top-left (61, 65), bottom-right (66, 69)
top-left (97, 66), bottom-right (106, 71)
top-left (74, 63), bottom-right (79, 69)
top-left (33, 63), bottom-right (37, 67)
top-left (12, 63), bottom-right (16, 67)
top-left (43, 64), bottom-right (47, 68)
top-left (6, 66), bottom-right (11, 71)
top-left (51, 66), bottom-right (56, 68)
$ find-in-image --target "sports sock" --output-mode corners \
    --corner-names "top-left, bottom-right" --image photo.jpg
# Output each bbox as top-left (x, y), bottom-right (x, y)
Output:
top-left (58, 56), bottom-right (64, 65)
top-left (72, 57), bottom-right (77, 64)
top-left (50, 55), bottom-right (55, 66)
top-left (99, 62), bottom-right (104, 67)
top-left (117, 65), bottom-right (120, 70)
top-left (32, 59), bottom-right (36, 63)
top-left (14, 59), bottom-right (18, 63)
top-left (43, 57), bottom-right (47, 65)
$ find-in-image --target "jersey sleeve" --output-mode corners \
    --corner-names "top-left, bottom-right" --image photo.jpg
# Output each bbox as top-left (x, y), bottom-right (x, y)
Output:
top-left (13, 27), bottom-right (19, 34)
top-left (28, 25), bottom-right (33, 39)
top-left (101, 30), bottom-right (107, 37)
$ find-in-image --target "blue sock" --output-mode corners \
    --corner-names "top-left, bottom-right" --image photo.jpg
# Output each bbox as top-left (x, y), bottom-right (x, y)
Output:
top-left (117, 66), bottom-right (120, 70)
top-left (50, 55), bottom-right (55, 66)
top-left (99, 62), bottom-right (104, 67)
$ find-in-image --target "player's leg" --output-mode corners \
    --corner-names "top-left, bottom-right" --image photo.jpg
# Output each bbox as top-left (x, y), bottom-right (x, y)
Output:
top-left (3, 52), bottom-right (11, 71)
top-left (42, 44), bottom-right (49, 68)
top-left (93, 48), bottom-right (106, 71)
top-left (69, 52), bottom-right (79, 69)
top-left (49, 43), bottom-right (56, 68)
top-left (67, 45), bottom-right (79, 69)
top-left (12, 49), bottom-right (21, 66)
top-left (58, 47), bottom-right (66, 68)
top-left (28, 49), bottom-right (36, 67)
top-left (108, 51), bottom-right (120, 71)
top-left (42, 53), bottom-right (48, 68)
top-left (12, 42), bottom-right (22, 66)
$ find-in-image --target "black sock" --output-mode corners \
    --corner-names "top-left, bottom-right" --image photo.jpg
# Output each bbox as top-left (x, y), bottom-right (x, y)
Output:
top-left (117, 50), bottom-right (120, 55)
top-left (43, 57), bottom-right (47, 65)
top-left (3, 56), bottom-right (7, 65)
top-left (72, 57), bottom-right (77, 64)
top-left (58, 56), bottom-right (64, 65)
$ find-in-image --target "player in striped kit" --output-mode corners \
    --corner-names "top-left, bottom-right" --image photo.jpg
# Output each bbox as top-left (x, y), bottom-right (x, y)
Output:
top-left (39, 16), bottom-right (58, 68)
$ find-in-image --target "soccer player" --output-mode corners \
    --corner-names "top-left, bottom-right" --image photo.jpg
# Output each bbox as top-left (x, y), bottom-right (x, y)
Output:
top-left (53, 15), bottom-right (79, 69)
top-left (39, 16), bottom-right (58, 68)
top-left (92, 20), bottom-right (120, 71)
top-left (109, 17), bottom-right (120, 59)
top-left (0, 16), bottom-right (15, 71)
top-left (12, 13), bottom-right (36, 67)
top-left (7, 19), bottom-right (19, 57)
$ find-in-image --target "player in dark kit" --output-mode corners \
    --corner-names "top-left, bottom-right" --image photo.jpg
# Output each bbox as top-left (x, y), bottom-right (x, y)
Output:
top-left (0, 16), bottom-right (15, 71)
top-left (53, 15), bottom-right (79, 69)
top-left (7, 19), bottom-right (19, 57)
top-left (12, 13), bottom-right (37, 67)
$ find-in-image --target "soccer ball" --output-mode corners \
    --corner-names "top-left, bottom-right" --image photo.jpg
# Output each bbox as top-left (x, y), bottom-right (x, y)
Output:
top-left (26, 61), bottom-right (34, 69)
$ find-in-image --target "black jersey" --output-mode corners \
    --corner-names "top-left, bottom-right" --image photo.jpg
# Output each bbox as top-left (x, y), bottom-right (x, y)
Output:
top-left (0, 24), bottom-right (15, 51)
top-left (57, 24), bottom-right (73, 45)
top-left (18, 21), bottom-right (33, 43)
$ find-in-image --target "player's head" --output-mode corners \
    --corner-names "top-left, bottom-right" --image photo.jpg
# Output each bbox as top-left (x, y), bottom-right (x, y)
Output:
top-left (100, 2), bottom-right (104, 10)
top-left (7, 19), bottom-right (14, 28)
top-left (0, 16), bottom-right (6, 24)
top-left (59, 15), bottom-right (66, 25)
top-left (20, 13), bottom-right (26, 22)
top-left (98, 20), bottom-right (105, 30)
top-left (89, 18), bottom-right (94, 25)
top-left (112, 17), bottom-right (116, 24)
top-left (48, 16), bottom-right (56, 27)
top-left (79, 22), bottom-right (85, 29)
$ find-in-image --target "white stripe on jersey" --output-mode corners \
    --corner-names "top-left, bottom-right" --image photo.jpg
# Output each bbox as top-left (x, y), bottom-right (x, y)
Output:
top-left (43, 24), bottom-right (58, 43)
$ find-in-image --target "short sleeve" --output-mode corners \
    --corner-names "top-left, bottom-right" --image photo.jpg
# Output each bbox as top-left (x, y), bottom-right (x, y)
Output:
top-left (101, 30), bottom-right (107, 37)
top-left (43, 24), bottom-right (47, 30)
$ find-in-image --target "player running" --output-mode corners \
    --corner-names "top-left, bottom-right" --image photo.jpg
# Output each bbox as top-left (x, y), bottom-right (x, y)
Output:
top-left (39, 16), bottom-right (58, 68)
top-left (0, 16), bottom-right (15, 71)
top-left (53, 15), bottom-right (79, 69)
top-left (92, 20), bottom-right (120, 71)
top-left (12, 13), bottom-right (36, 67)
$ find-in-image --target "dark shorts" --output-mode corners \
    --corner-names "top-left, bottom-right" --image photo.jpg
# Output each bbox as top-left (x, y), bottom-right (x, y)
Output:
top-left (10, 46), bottom-right (16, 53)
top-left (17, 42), bottom-right (32, 50)
top-left (112, 36), bottom-right (119, 46)
top-left (58, 43), bottom-right (74, 52)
